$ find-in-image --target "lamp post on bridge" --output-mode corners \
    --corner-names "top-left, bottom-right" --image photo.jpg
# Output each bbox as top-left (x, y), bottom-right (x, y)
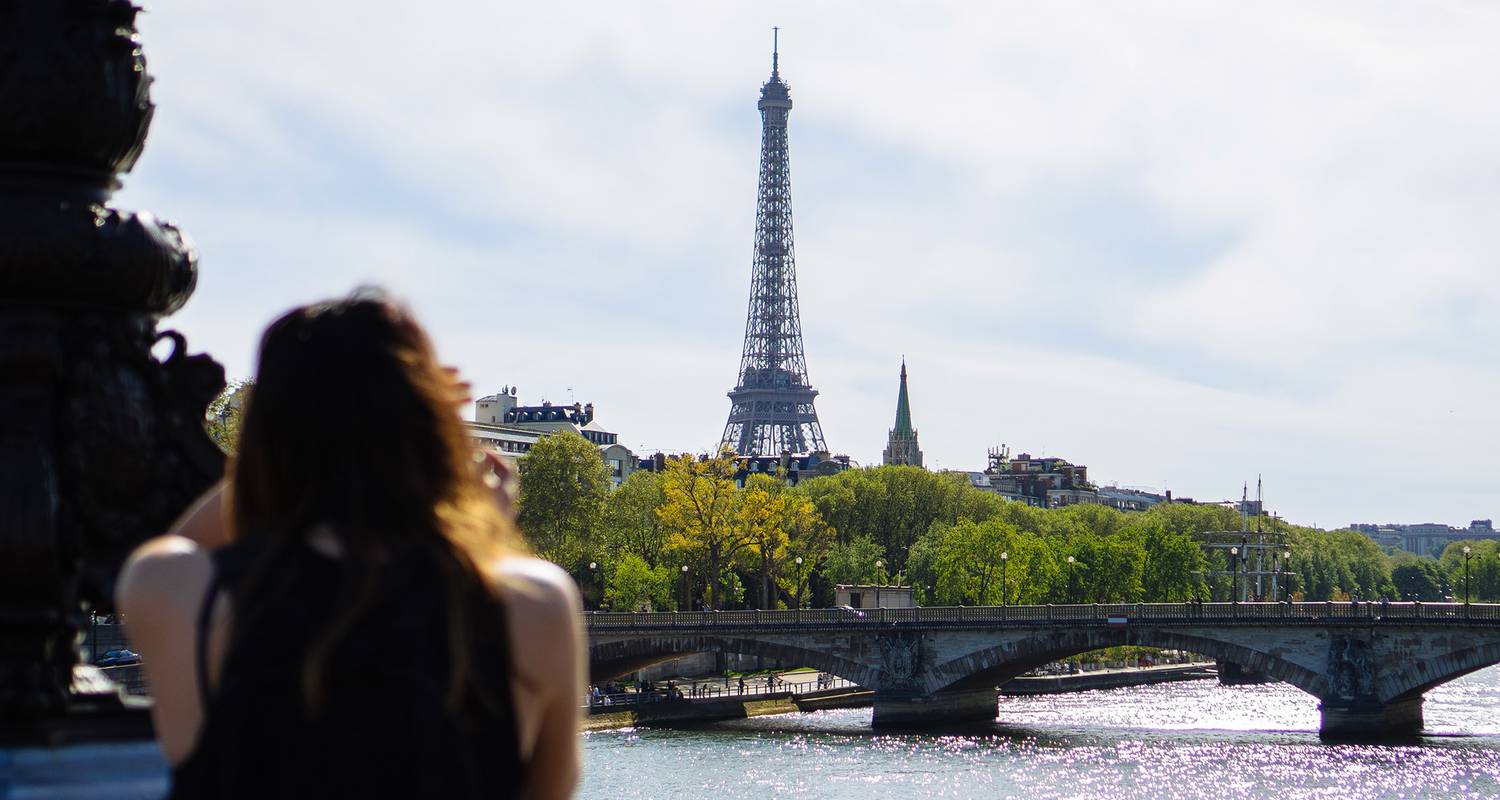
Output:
top-left (1230, 546), bottom-right (1240, 604)
top-left (680, 565), bottom-right (690, 611)
top-left (1282, 550), bottom-right (1292, 602)
top-left (1066, 555), bottom-right (1077, 603)
top-left (1000, 551), bottom-right (1009, 607)
top-left (1463, 546), bottom-right (1473, 606)
top-left (875, 559), bottom-right (884, 607)
top-left (793, 556), bottom-right (805, 610)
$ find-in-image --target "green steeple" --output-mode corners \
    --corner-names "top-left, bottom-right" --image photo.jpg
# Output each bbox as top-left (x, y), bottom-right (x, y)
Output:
top-left (884, 359), bottom-right (923, 468)
top-left (893, 359), bottom-right (914, 437)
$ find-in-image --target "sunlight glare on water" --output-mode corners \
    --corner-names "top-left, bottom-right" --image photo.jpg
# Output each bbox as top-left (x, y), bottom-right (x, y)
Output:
top-left (581, 666), bottom-right (1500, 800)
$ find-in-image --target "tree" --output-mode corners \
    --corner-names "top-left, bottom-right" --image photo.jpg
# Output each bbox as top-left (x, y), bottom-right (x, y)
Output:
top-left (799, 466), bottom-right (971, 575)
top-left (604, 553), bottom-right (676, 611)
top-left (1285, 527), bottom-right (1395, 601)
top-left (1126, 518), bottom-right (1205, 601)
top-left (204, 378), bottom-right (253, 455)
top-left (517, 431), bottom-right (610, 571)
top-left (658, 451), bottom-right (747, 610)
top-left (1439, 540), bottom-right (1500, 602)
top-left (738, 474), bottom-right (789, 609)
top-left (600, 470), bottom-right (668, 566)
top-left (822, 535), bottom-right (885, 587)
top-left (1391, 556), bottom-right (1448, 601)
top-left (930, 519), bottom-right (1013, 605)
top-left (781, 487), bottom-right (835, 609)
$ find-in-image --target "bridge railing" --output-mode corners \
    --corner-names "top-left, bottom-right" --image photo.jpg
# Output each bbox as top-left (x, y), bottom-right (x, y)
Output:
top-left (584, 601), bottom-right (1500, 629)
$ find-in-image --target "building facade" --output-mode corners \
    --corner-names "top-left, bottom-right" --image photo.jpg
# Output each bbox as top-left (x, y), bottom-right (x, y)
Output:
top-left (882, 360), bottom-right (923, 467)
top-left (1350, 519), bottom-right (1498, 557)
top-left (637, 449), bottom-right (850, 488)
top-left (834, 584), bottom-right (916, 609)
top-left (469, 386), bottom-right (636, 486)
top-left (973, 446), bottom-right (1099, 508)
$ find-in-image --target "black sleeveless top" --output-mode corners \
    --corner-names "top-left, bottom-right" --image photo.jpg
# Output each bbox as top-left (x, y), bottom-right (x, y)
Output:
top-left (169, 537), bottom-right (525, 799)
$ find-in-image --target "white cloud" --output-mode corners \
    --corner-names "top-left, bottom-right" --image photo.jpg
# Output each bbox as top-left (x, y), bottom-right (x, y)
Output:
top-left (118, 1), bottom-right (1500, 526)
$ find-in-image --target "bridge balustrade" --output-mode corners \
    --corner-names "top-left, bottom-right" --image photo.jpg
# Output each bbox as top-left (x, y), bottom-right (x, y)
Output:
top-left (583, 601), bottom-right (1500, 630)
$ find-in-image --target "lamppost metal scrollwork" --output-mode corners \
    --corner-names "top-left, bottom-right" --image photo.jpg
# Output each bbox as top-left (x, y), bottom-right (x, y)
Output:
top-left (0, 1), bottom-right (225, 727)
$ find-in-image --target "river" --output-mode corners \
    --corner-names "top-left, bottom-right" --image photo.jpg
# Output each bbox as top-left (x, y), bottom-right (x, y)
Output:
top-left (580, 666), bottom-right (1500, 799)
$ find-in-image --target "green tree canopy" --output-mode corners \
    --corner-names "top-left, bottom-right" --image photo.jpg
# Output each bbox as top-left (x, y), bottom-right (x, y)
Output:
top-left (822, 534), bottom-right (886, 587)
top-left (516, 431), bottom-right (610, 571)
top-left (658, 451), bottom-right (747, 610)
top-left (1390, 555), bottom-right (1450, 601)
top-left (604, 553), bottom-right (676, 612)
top-left (599, 470), bottom-right (668, 567)
top-left (1439, 540), bottom-right (1500, 602)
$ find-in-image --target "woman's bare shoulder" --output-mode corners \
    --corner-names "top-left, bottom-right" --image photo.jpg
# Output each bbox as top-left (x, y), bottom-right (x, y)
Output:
top-left (491, 555), bottom-right (582, 617)
top-left (117, 535), bottom-right (214, 614)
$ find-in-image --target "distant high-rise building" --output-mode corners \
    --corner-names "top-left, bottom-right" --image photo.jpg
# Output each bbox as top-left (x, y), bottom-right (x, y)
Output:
top-left (720, 31), bottom-right (829, 457)
top-left (882, 360), bottom-right (923, 467)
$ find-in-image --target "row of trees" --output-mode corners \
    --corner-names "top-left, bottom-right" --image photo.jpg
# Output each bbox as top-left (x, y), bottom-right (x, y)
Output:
top-left (517, 436), bottom-right (834, 611)
top-left (512, 432), bottom-right (1500, 609)
top-left (199, 382), bottom-right (1492, 605)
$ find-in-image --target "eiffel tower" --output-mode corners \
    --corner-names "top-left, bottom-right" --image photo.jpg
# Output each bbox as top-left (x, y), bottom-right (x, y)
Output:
top-left (720, 31), bottom-right (829, 456)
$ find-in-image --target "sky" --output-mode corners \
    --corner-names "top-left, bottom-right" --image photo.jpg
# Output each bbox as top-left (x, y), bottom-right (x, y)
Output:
top-left (118, 2), bottom-right (1499, 528)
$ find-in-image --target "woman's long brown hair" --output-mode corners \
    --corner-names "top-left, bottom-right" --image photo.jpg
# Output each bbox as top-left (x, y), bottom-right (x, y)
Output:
top-left (229, 289), bottom-right (520, 712)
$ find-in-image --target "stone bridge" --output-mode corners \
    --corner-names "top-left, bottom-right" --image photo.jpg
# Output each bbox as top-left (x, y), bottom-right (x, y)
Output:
top-left (587, 601), bottom-right (1500, 737)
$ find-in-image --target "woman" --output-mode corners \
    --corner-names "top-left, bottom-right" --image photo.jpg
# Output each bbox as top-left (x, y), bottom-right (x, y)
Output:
top-left (118, 293), bottom-right (583, 798)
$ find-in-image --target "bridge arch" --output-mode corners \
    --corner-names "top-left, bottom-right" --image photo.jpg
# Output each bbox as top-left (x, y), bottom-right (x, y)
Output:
top-left (589, 634), bottom-right (879, 688)
top-left (1382, 639), bottom-right (1500, 702)
top-left (925, 628), bottom-right (1329, 699)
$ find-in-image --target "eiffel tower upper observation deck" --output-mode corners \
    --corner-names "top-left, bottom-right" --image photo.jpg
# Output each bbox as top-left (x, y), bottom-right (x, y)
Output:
top-left (720, 32), bottom-right (829, 456)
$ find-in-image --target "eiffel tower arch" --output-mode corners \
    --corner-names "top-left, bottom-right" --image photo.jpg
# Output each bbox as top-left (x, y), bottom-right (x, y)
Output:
top-left (720, 32), bottom-right (829, 457)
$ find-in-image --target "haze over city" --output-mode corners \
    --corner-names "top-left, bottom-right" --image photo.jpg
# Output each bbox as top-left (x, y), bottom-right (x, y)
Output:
top-left (117, 2), bottom-right (1499, 527)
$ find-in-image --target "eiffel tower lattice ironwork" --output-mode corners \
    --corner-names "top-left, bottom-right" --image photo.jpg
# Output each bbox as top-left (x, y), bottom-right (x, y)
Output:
top-left (720, 31), bottom-right (829, 456)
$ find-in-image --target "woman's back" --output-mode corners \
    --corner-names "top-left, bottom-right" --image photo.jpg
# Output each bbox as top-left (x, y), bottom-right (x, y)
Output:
top-left (171, 536), bottom-right (524, 798)
top-left (118, 293), bottom-right (584, 798)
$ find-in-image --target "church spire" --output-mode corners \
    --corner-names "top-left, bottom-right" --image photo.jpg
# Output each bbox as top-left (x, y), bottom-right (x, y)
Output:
top-left (883, 359), bottom-right (923, 468)
top-left (893, 358), bottom-right (913, 437)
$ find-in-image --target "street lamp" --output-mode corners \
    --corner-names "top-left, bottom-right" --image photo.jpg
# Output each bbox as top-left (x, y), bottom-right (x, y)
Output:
top-left (1241, 536), bottom-right (1249, 601)
top-left (680, 565), bottom-right (690, 611)
top-left (588, 561), bottom-right (599, 611)
top-left (1463, 546), bottom-right (1473, 605)
top-left (1066, 555), bottom-right (1077, 603)
top-left (875, 559), bottom-right (884, 608)
top-left (1000, 552), bottom-right (1009, 606)
top-left (1230, 546), bottom-right (1240, 603)
top-left (794, 556), bottom-right (804, 609)
top-left (1282, 550), bottom-right (1292, 602)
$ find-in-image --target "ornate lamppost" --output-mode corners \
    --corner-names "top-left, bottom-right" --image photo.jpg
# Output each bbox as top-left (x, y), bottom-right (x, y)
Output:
top-left (1230, 546), bottom-right (1240, 604)
top-left (1282, 549), bottom-right (1292, 602)
top-left (1000, 551), bottom-right (1009, 607)
top-left (793, 556), bottom-right (804, 610)
top-left (680, 564), bottom-right (691, 611)
top-left (588, 561), bottom-right (599, 610)
top-left (874, 559), bottom-right (884, 608)
top-left (0, 0), bottom-right (224, 733)
top-left (1066, 555), bottom-right (1077, 603)
top-left (1463, 545), bottom-right (1473, 605)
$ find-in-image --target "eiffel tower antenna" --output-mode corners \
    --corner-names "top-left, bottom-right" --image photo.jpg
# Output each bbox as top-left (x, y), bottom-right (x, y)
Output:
top-left (720, 34), bottom-right (829, 456)
top-left (772, 27), bottom-right (779, 77)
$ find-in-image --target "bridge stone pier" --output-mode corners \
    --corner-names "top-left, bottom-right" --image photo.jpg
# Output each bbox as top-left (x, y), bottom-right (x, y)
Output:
top-left (587, 602), bottom-right (1500, 738)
